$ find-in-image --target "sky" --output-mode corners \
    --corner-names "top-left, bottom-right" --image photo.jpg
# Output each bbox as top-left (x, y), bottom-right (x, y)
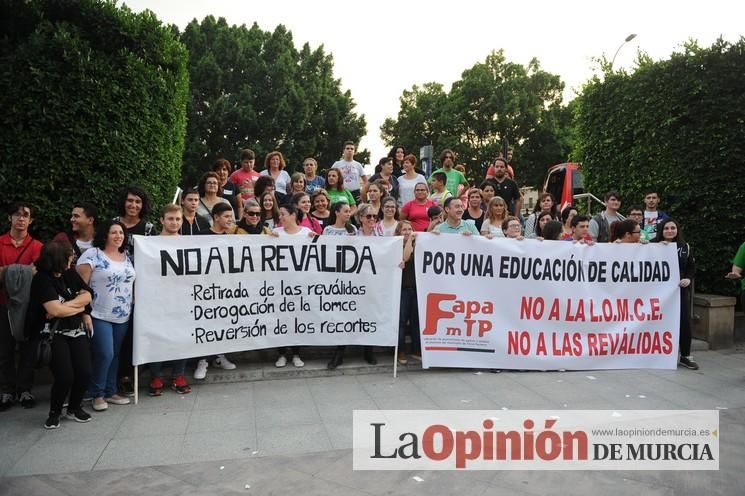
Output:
top-left (125, 0), bottom-right (743, 164)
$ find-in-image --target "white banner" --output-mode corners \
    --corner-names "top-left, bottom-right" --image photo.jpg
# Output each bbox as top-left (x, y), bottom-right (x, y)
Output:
top-left (132, 235), bottom-right (402, 365)
top-left (415, 234), bottom-right (681, 370)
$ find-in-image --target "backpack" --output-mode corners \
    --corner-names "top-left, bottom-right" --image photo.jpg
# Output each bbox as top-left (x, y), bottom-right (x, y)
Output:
top-left (592, 213), bottom-right (610, 243)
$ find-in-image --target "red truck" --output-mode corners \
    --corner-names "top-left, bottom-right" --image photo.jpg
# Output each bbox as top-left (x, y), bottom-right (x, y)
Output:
top-left (542, 162), bottom-right (583, 211)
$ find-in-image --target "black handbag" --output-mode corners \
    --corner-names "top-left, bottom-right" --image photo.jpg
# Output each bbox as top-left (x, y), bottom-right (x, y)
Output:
top-left (35, 321), bottom-right (58, 369)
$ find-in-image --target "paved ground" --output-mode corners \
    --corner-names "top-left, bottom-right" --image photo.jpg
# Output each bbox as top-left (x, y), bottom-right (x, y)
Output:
top-left (1, 347), bottom-right (744, 495)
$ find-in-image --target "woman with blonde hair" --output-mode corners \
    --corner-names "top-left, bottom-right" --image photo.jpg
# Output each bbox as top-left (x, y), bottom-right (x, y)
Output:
top-left (480, 197), bottom-right (508, 237)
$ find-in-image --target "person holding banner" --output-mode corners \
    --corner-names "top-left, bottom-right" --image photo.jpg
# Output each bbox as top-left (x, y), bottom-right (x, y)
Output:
top-left (148, 205), bottom-right (191, 395)
top-left (237, 200), bottom-right (272, 235)
top-left (76, 220), bottom-right (135, 411)
top-left (322, 203), bottom-right (358, 236)
top-left (396, 221), bottom-right (421, 364)
top-left (654, 219), bottom-right (699, 370)
top-left (272, 204), bottom-right (316, 368)
top-left (502, 216), bottom-right (524, 240)
top-left (434, 198), bottom-right (480, 235)
top-left (611, 219), bottom-right (642, 244)
top-left (323, 203), bottom-right (376, 369)
top-left (193, 203), bottom-right (239, 379)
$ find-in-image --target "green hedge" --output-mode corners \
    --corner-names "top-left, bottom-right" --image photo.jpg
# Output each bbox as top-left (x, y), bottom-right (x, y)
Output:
top-left (574, 39), bottom-right (745, 294)
top-left (0, 0), bottom-right (188, 239)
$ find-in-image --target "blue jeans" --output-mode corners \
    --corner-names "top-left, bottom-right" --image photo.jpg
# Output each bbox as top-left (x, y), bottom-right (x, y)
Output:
top-left (149, 360), bottom-right (187, 378)
top-left (89, 318), bottom-right (129, 398)
top-left (399, 287), bottom-right (421, 353)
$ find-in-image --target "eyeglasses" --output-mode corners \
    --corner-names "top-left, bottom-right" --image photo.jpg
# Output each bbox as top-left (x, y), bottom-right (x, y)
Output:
top-left (633, 230), bottom-right (641, 234)
top-left (415, 189), bottom-right (428, 192)
top-left (508, 223), bottom-right (521, 229)
top-left (384, 205), bottom-right (396, 209)
top-left (11, 212), bottom-right (31, 219)
top-left (363, 214), bottom-right (377, 219)
top-left (205, 181), bottom-right (218, 185)
top-left (246, 211), bottom-right (261, 216)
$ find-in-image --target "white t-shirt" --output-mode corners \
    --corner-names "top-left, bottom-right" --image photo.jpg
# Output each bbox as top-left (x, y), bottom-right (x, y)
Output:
top-left (480, 219), bottom-right (505, 237)
top-left (260, 169), bottom-right (292, 195)
top-left (644, 210), bottom-right (660, 230)
top-left (76, 239), bottom-right (93, 254)
top-left (332, 159), bottom-right (366, 192)
top-left (397, 174), bottom-right (427, 206)
top-left (76, 248), bottom-right (136, 323)
top-left (274, 226), bottom-right (312, 237)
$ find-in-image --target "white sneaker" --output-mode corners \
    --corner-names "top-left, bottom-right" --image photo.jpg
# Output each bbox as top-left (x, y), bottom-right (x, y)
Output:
top-left (214, 355), bottom-right (236, 370)
top-left (275, 355), bottom-right (287, 368)
top-left (194, 359), bottom-right (208, 379)
top-left (292, 355), bottom-right (304, 367)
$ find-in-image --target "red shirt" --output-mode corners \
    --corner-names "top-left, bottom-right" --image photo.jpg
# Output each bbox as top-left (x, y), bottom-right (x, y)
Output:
top-left (0, 233), bottom-right (43, 305)
top-left (402, 199), bottom-right (435, 232)
top-left (230, 169), bottom-right (261, 200)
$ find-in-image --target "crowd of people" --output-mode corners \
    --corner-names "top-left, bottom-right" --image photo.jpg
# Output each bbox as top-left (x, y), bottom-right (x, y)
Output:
top-left (0, 140), bottom-right (739, 430)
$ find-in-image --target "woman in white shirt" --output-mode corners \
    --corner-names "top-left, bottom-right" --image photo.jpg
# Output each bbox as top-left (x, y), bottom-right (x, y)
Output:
top-left (260, 151), bottom-right (292, 200)
top-left (76, 220), bottom-right (135, 412)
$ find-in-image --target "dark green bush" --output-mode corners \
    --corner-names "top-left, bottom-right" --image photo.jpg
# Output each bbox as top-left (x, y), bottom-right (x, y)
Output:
top-left (574, 38), bottom-right (745, 294)
top-left (0, 0), bottom-right (188, 239)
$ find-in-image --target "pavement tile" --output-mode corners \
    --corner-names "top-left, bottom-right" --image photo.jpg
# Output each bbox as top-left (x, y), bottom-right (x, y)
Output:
top-left (6, 436), bottom-right (109, 476)
top-left (37, 467), bottom-right (193, 496)
top-left (0, 476), bottom-right (69, 496)
top-left (192, 383), bottom-right (254, 410)
top-left (186, 406), bottom-right (254, 433)
top-left (0, 442), bottom-right (34, 477)
top-left (180, 429), bottom-right (257, 463)
top-left (94, 434), bottom-right (183, 470)
top-left (255, 401), bottom-right (321, 428)
top-left (113, 410), bottom-right (190, 439)
top-left (256, 423), bottom-right (331, 456)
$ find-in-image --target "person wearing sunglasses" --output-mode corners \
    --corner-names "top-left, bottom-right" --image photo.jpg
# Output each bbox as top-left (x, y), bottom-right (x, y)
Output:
top-left (236, 199), bottom-right (271, 235)
top-left (356, 204), bottom-right (380, 237)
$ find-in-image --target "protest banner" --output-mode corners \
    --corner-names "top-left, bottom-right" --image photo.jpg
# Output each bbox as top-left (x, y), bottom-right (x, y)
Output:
top-left (415, 234), bottom-right (681, 370)
top-left (132, 235), bottom-right (402, 366)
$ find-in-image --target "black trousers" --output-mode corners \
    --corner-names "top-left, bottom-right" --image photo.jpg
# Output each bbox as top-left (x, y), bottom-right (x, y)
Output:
top-left (49, 333), bottom-right (92, 414)
top-left (117, 314), bottom-right (134, 384)
top-left (0, 305), bottom-right (38, 395)
top-left (679, 288), bottom-right (692, 357)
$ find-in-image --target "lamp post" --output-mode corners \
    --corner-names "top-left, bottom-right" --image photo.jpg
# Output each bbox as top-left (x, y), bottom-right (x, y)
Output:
top-left (610, 33), bottom-right (637, 71)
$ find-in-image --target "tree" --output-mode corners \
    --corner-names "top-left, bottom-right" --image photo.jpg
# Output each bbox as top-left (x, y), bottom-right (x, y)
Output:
top-left (180, 17), bottom-right (367, 186)
top-left (381, 50), bottom-right (570, 188)
top-left (0, 0), bottom-right (189, 239)
top-left (573, 38), bottom-right (745, 294)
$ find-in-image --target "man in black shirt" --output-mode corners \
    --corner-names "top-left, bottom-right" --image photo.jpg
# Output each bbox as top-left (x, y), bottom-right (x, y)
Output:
top-left (485, 157), bottom-right (522, 215)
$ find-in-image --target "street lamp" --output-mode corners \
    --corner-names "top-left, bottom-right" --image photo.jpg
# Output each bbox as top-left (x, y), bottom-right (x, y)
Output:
top-left (610, 33), bottom-right (637, 71)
